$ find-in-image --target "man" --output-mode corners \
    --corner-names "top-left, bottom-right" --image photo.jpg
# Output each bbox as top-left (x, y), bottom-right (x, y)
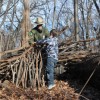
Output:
top-left (37, 29), bottom-right (58, 89)
top-left (28, 17), bottom-right (45, 44)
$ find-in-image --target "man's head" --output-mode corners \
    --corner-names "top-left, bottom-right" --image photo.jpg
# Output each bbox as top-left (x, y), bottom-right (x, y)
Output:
top-left (50, 29), bottom-right (58, 37)
top-left (35, 17), bottom-right (44, 25)
top-left (35, 17), bottom-right (44, 30)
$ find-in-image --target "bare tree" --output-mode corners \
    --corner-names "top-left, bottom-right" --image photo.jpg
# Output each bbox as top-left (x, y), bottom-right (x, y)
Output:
top-left (0, 0), bottom-right (3, 13)
top-left (21, 0), bottom-right (31, 46)
top-left (0, 0), bottom-right (99, 52)
top-left (79, 0), bottom-right (86, 48)
top-left (52, 0), bottom-right (56, 28)
top-left (74, 0), bottom-right (79, 41)
top-left (0, 0), bottom-right (11, 28)
top-left (0, 32), bottom-right (2, 59)
top-left (93, 0), bottom-right (100, 16)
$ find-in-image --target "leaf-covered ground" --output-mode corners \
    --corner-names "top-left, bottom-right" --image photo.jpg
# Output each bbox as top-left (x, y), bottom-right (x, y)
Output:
top-left (0, 80), bottom-right (79, 100)
top-left (0, 79), bottom-right (100, 100)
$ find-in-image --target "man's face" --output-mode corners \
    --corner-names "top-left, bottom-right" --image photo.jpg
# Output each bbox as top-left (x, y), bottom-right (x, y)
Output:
top-left (37, 25), bottom-right (43, 30)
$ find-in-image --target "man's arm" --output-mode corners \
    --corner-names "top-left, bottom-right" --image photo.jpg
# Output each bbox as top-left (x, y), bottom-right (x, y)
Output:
top-left (36, 38), bottom-right (48, 45)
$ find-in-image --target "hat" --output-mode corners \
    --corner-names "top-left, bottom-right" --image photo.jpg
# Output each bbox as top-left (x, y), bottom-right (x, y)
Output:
top-left (35, 17), bottom-right (44, 25)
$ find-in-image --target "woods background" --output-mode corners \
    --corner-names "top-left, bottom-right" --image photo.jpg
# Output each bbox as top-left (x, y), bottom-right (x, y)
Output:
top-left (0, 0), bottom-right (100, 99)
top-left (0, 0), bottom-right (100, 57)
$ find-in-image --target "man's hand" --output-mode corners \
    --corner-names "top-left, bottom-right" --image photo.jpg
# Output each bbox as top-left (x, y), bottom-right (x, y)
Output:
top-left (31, 42), bottom-right (37, 46)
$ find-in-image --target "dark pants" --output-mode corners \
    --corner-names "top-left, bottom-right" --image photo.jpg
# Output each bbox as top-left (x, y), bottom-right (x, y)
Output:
top-left (46, 57), bottom-right (57, 86)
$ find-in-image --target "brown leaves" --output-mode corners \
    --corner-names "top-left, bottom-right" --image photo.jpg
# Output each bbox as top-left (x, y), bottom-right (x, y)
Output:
top-left (0, 80), bottom-right (79, 100)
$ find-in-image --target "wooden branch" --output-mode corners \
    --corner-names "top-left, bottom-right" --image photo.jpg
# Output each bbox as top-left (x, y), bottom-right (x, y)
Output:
top-left (0, 44), bottom-right (29, 56)
top-left (57, 26), bottom-right (69, 35)
top-left (0, 46), bottom-right (33, 62)
top-left (16, 59), bottom-right (23, 87)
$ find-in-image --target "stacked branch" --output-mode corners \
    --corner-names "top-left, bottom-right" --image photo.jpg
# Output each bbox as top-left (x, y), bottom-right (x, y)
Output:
top-left (0, 46), bottom-right (45, 89)
top-left (58, 38), bottom-right (97, 62)
top-left (0, 38), bottom-right (99, 89)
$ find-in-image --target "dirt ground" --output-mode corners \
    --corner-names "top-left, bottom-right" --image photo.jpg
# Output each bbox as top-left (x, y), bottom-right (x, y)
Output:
top-left (67, 79), bottom-right (100, 100)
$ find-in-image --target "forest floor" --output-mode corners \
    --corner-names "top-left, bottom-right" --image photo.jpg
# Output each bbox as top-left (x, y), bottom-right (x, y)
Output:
top-left (57, 71), bottom-right (100, 100)
top-left (0, 78), bottom-right (100, 100)
top-left (0, 80), bottom-right (78, 100)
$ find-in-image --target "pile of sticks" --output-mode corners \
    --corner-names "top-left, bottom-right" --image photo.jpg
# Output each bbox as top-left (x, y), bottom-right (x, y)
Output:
top-left (59, 43), bottom-right (87, 63)
top-left (0, 38), bottom-right (98, 89)
top-left (0, 46), bottom-right (45, 89)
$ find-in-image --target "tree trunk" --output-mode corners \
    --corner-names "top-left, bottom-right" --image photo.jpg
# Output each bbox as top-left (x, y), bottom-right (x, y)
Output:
top-left (74, 0), bottom-right (79, 41)
top-left (21, 0), bottom-right (31, 46)
top-left (86, 0), bottom-right (93, 48)
top-left (80, 0), bottom-right (86, 49)
top-left (0, 0), bottom-right (11, 28)
top-left (0, 0), bottom-right (3, 13)
top-left (93, 0), bottom-right (100, 17)
top-left (52, 0), bottom-right (56, 29)
top-left (0, 32), bottom-right (2, 59)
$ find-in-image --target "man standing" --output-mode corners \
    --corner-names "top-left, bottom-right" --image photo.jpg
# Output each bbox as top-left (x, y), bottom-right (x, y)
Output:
top-left (37, 29), bottom-right (58, 89)
top-left (28, 17), bottom-right (45, 44)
